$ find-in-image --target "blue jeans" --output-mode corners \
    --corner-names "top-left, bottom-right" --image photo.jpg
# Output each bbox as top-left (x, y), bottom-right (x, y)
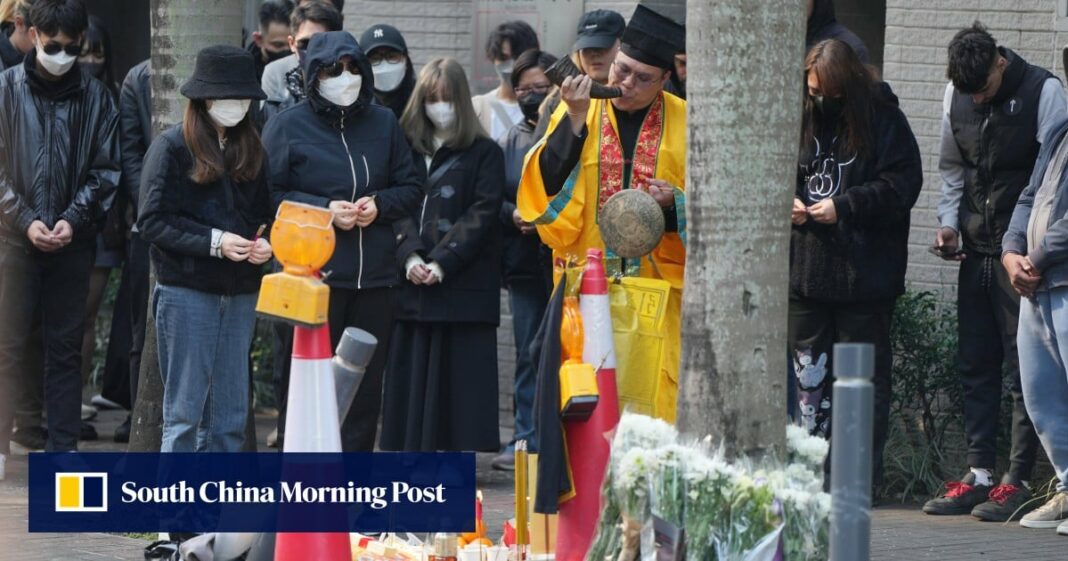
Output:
top-left (507, 277), bottom-right (551, 451)
top-left (155, 283), bottom-right (257, 453)
top-left (1017, 288), bottom-right (1068, 492)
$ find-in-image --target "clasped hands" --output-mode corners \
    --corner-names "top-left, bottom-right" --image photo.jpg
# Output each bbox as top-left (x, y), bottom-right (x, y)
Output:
top-left (1003, 252), bottom-right (1042, 298)
top-left (329, 197), bottom-right (378, 231)
top-left (792, 197), bottom-right (837, 225)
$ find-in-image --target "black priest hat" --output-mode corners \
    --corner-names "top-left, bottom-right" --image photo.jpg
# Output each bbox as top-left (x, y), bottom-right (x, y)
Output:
top-left (620, 4), bottom-right (685, 70)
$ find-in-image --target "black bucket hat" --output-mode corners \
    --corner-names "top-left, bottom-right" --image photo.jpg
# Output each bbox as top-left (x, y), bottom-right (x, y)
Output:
top-left (180, 45), bottom-right (267, 101)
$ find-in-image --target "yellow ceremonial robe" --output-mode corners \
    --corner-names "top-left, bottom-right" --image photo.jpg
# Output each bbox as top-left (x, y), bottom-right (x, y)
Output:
top-left (517, 92), bottom-right (687, 422)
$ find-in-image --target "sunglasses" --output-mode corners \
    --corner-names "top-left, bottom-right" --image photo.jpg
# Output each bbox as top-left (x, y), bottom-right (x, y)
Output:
top-left (41, 41), bottom-right (81, 57)
top-left (321, 61), bottom-right (359, 78)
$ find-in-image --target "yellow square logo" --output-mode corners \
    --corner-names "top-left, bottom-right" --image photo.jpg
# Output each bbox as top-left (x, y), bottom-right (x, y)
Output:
top-left (54, 472), bottom-right (108, 512)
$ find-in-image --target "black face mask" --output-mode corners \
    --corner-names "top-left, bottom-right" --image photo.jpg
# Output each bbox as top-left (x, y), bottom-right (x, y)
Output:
top-left (519, 91), bottom-right (548, 124)
top-left (264, 48), bottom-right (291, 64)
top-left (82, 62), bottom-right (105, 80)
top-left (813, 95), bottom-right (844, 119)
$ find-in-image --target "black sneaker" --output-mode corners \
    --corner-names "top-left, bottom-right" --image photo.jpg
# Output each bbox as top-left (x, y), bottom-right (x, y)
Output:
top-left (113, 415), bottom-right (131, 443)
top-left (11, 426), bottom-right (47, 451)
top-left (971, 474), bottom-right (1035, 522)
top-left (923, 472), bottom-right (992, 515)
top-left (80, 422), bottom-right (98, 441)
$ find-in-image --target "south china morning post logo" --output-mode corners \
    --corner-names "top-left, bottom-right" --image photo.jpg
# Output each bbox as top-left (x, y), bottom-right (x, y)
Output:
top-left (54, 472), bottom-right (108, 512)
top-left (30, 452), bottom-right (475, 532)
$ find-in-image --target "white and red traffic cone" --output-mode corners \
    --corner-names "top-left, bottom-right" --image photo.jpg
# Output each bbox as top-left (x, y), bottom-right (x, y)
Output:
top-left (556, 248), bottom-right (620, 561)
top-left (275, 323), bottom-right (350, 561)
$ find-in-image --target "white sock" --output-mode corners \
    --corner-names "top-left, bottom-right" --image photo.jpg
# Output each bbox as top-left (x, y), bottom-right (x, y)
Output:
top-left (970, 467), bottom-right (993, 487)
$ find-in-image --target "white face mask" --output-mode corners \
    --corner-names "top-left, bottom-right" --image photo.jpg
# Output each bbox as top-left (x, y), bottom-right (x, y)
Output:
top-left (318, 72), bottom-right (363, 107)
top-left (425, 101), bottom-right (456, 131)
top-left (36, 38), bottom-right (77, 76)
top-left (372, 61), bottom-right (406, 93)
top-left (207, 99), bottom-right (251, 128)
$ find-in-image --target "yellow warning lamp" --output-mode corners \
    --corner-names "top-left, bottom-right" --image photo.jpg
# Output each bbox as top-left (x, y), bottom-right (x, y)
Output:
top-left (255, 201), bottom-right (335, 326)
top-left (558, 296), bottom-right (599, 421)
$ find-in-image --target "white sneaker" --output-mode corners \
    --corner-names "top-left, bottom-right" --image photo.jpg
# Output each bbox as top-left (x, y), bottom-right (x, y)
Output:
top-left (0, 453), bottom-right (6, 481)
top-left (81, 403), bottom-right (97, 421)
top-left (90, 394), bottom-right (122, 410)
top-left (1021, 491), bottom-right (1068, 529)
top-left (1058, 518), bottom-right (1068, 536)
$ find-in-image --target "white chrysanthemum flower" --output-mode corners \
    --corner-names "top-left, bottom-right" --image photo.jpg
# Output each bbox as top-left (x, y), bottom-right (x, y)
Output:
top-left (615, 446), bottom-right (659, 492)
top-left (786, 424), bottom-right (829, 466)
top-left (614, 413), bottom-right (678, 452)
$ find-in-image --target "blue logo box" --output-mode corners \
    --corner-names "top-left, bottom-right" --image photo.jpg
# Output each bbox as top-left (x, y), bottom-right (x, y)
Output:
top-left (30, 452), bottom-right (476, 533)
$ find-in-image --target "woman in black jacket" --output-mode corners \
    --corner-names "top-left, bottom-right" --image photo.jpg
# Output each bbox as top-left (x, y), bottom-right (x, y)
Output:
top-left (790, 39), bottom-right (922, 483)
top-left (381, 57), bottom-right (505, 452)
top-left (261, 31), bottom-right (422, 452)
top-left (138, 46), bottom-right (273, 453)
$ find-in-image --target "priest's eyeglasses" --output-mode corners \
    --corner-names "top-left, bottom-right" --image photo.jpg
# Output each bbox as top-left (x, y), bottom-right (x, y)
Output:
top-left (612, 61), bottom-right (660, 87)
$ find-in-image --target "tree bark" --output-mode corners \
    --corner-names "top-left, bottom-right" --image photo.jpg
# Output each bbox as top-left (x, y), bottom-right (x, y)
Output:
top-left (676, 0), bottom-right (805, 458)
top-left (129, 0), bottom-right (246, 452)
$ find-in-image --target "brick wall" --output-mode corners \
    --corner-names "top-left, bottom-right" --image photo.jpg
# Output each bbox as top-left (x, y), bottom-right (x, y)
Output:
top-left (883, 0), bottom-right (1063, 297)
top-left (343, 1), bottom-right (474, 71)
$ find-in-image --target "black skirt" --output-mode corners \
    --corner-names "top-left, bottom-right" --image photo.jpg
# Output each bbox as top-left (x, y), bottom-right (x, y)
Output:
top-left (379, 320), bottom-right (500, 452)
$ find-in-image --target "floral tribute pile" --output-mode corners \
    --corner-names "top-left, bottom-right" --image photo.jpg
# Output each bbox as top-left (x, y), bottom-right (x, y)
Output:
top-left (586, 415), bottom-right (831, 561)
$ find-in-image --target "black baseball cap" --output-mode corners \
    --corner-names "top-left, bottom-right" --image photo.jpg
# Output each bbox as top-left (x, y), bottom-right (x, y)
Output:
top-left (573, 9), bottom-right (625, 52)
top-left (359, 23), bottom-right (408, 55)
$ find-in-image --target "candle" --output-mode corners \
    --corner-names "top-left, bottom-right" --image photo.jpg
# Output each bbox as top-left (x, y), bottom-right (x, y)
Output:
top-left (514, 440), bottom-right (529, 557)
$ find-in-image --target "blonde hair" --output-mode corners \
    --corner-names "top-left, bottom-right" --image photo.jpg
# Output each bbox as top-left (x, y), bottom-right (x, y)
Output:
top-left (400, 57), bottom-right (485, 156)
top-left (0, 0), bottom-right (27, 24)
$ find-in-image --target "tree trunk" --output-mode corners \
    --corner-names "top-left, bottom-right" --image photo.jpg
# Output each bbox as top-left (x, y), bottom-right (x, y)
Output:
top-left (129, 0), bottom-right (246, 452)
top-left (676, 0), bottom-right (805, 458)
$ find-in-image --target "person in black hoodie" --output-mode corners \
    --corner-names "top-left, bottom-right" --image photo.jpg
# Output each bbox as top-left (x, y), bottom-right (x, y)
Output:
top-left (359, 23), bottom-right (415, 121)
top-left (138, 46), bottom-right (272, 453)
top-left (262, 30), bottom-right (422, 452)
top-left (790, 39), bottom-right (922, 488)
top-left (0, 0), bottom-right (119, 467)
top-left (806, 0), bottom-right (868, 64)
top-left (381, 57), bottom-right (504, 452)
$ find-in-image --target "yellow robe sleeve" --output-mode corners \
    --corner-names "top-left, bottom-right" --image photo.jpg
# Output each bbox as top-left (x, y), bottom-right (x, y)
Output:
top-left (516, 102), bottom-right (591, 252)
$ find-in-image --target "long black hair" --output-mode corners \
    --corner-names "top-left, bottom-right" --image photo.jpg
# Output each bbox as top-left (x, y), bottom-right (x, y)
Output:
top-left (82, 15), bottom-right (116, 95)
top-left (801, 39), bottom-right (877, 159)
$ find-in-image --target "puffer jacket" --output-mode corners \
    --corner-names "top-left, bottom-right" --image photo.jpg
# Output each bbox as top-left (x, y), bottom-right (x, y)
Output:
top-left (262, 31), bottom-right (423, 290)
top-left (0, 51), bottom-right (120, 250)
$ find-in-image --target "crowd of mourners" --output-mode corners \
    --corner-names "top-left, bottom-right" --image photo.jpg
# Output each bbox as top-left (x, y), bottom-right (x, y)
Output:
top-left (1, 0), bottom-right (1068, 539)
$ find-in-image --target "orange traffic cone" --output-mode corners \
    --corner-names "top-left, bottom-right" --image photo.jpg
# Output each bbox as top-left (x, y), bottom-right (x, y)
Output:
top-left (556, 248), bottom-right (620, 561)
top-left (274, 323), bottom-right (350, 561)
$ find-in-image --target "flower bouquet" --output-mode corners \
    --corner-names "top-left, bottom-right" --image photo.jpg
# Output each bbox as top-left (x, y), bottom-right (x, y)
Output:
top-left (585, 414), bottom-right (831, 561)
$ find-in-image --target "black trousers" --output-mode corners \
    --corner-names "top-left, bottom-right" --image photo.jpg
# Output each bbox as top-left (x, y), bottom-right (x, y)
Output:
top-left (273, 286), bottom-right (395, 451)
top-left (788, 295), bottom-right (895, 486)
top-left (0, 243), bottom-right (93, 453)
top-left (14, 318), bottom-right (44, 433)
top-left (958, 254), bottom-right (1039, 480)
